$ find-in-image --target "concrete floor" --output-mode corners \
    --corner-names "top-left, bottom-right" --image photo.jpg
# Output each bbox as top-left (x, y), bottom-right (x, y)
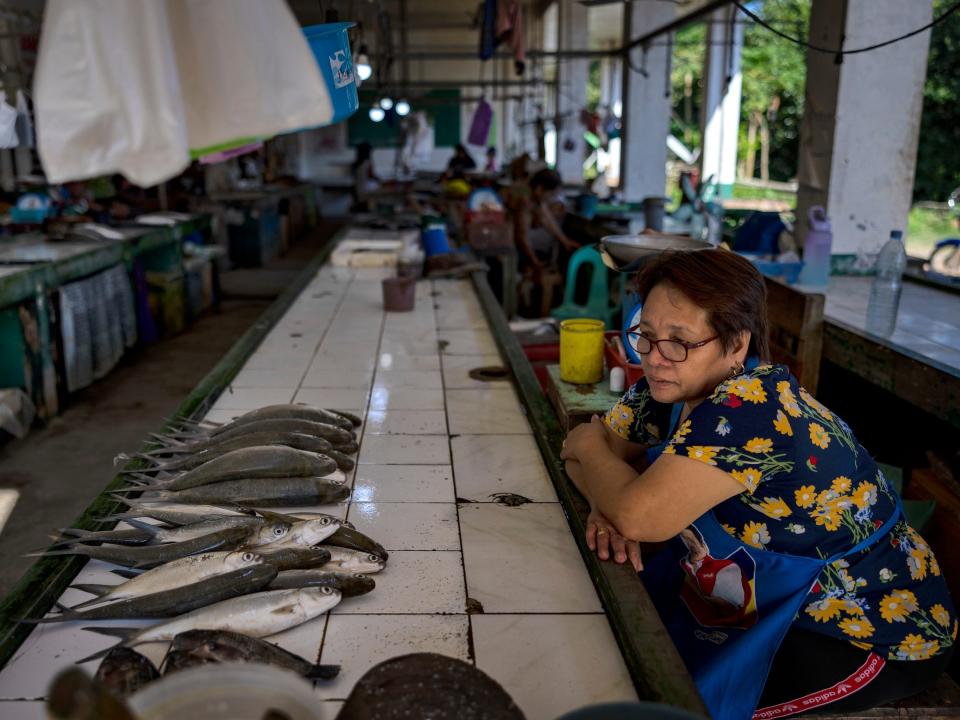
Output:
top-left (0, 226), bottom-right (336, 596)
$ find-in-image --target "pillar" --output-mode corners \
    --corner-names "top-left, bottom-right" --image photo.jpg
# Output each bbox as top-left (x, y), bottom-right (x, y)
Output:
top-left (555, 0), bottom-right (588, 184)
top-left (700, 6), bottom-right (743, 199)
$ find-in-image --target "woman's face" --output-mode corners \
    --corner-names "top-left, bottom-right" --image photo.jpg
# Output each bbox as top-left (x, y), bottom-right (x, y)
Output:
top-left (638, 282), bottom-right (748, 405)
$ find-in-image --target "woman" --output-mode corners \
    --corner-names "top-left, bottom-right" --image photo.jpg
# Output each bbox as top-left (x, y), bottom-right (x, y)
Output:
top-left (560, 249), bottom-right (955, 720)
top-left (351, 142), bottom-right (379, 211)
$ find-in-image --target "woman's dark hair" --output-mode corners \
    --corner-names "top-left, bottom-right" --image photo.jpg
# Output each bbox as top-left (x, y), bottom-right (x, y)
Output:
top-left (635, 248), bottom-right (771, 361)
top-left (530, 168), bottom-right (562, 192)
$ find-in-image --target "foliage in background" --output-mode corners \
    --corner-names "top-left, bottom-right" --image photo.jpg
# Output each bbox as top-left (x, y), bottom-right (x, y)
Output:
top-left (670, 24), bottom-right (706, 151)
top-left (914, 0), bottom-right (960, 202)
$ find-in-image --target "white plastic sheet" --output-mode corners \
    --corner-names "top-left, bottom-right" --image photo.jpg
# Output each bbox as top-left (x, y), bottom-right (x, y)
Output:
top-left (34, 0), bottom-right (334, 187)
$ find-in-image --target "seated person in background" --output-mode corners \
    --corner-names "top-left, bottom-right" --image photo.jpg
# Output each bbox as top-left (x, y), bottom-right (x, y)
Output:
top-left (445, 144), bottom-right (477, 179)
top-left (351, 142), bottom-right (380, 211)
top-left (484, 146), bottom-right (498, 173)
top-left (514, 168), bottom-right (579, 277)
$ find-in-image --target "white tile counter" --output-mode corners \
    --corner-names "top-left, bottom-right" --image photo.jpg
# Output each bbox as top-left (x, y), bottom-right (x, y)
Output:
top-left (0, 265), bottom-right (637, 719)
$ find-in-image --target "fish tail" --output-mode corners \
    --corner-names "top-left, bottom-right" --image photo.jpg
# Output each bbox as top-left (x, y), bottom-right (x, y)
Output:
top-left (24, 546), bottom-right (89, 558)
top-left (307, 664), bottom-right (342, 680)
top-left (110, 568), bottom-right (141, 579)
top-left (121, 517), bottom-right (161, 536)
top-left (70, 583), bottom-right (113, 599)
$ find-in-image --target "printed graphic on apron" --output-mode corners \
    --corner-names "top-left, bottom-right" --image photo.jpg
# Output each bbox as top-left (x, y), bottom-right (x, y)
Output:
top-left (680, 525), bottom-right (759, 630)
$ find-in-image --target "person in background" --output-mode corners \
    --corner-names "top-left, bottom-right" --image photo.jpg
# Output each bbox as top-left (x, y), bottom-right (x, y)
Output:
top-left (445, 144), bottom-right (477, 178)
top-left (514, 168), bottom-right (578, 277)
top-left (351, 142), bottom-right (379, 211)
top-left (484, 146), bottom-right (498, 173)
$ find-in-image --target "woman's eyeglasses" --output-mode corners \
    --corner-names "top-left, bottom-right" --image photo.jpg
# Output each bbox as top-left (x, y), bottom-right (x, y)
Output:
top-left (625, 325), bottom-right (719, 362)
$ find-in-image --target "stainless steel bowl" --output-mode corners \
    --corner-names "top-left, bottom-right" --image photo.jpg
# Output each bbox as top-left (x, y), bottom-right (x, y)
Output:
top-left (599, 234), bottom-right (713, 272)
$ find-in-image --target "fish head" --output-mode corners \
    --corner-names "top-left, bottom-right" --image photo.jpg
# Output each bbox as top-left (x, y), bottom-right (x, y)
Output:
top-left (338, 574), bottom-right (376, 597)
top-left (249, 522), bottom-right (292, 547)
top-left (333, 551), bottom-right (386, 574)
top-left (300, 586), bottom-right (342, 613)
top-left (289, 517), bottom-right (341, 545)
top-left (223, 550), bottom-right (265, 571)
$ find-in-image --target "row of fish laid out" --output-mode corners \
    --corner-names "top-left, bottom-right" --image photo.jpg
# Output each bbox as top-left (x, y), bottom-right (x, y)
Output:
top-left (26, 404), bottom-right (386, 687)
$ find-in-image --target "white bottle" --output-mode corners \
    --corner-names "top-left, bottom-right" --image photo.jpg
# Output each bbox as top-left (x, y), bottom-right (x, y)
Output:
top-left (865, 230), bottom-right (907, 336)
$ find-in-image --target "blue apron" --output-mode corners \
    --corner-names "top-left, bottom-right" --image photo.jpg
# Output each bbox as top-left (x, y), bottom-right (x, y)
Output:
top-left (642, 360), bottom-right (902, 720)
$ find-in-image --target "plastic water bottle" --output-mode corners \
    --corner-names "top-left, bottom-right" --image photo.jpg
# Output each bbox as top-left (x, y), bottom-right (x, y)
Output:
top-left (865, 230), bottom-right (907, 336)
top-left (797, 206), bottom-right (832, 286)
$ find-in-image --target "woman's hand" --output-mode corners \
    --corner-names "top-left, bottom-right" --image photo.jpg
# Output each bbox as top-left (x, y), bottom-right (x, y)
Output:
top-left (586, 508), bottom-right (643, 572)
top-left (560, 415), bottom-right (609, 463)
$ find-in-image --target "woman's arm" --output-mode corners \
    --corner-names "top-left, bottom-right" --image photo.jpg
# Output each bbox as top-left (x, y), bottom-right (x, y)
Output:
top-left (533, 202), bottom-right (577, 251)
top-left (562, 417), bottom-right (744, 542)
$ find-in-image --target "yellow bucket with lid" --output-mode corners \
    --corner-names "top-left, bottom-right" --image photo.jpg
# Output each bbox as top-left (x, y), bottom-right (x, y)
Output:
top-left (559, 319), bottom-right (605, 384)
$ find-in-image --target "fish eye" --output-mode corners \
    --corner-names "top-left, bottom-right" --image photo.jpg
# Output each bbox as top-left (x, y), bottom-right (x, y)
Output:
top-left (320, 517), bottom-right (331, 525)
top-left (242, 552), bottom-right (255, 562)
top-left (367, 554), bottom-right (379, 562)
top-left (321, 587), bottom-right (332, 594)
top-left (355, 574), bottom-right (367, 579)
top-left (273, 526), bottom-right (286, 536)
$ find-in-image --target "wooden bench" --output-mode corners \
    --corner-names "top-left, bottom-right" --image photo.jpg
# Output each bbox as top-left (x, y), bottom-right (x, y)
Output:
top-left (765, 276), bottom-right (825, 394)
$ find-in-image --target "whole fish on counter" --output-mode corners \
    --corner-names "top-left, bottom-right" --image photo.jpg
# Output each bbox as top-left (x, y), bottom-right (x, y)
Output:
top-left (256, 509), bottom-right (386, 560)
top-left (118, 431), bottom-right (334, 468)
top-left (268, 570), bottom-right (375, 597)
top-left (123, 446), bottom-right (339, 491)
top-left (320, 547), bottom-right (387, 574)
top-left (79, 587), bottom-right (343, 662)
top-left (162, 628), bottom-right (340, 680)
top-left (33, 565), bottom-right (277, 622)
top-left (179, 404), bottom-right (356, 433)
top-left (115, 476), bottom-right (350, 506)
top-left (69, 550), bottom-right (267, 610)
top-left (156, 418), bottom-right (354, 451)
top-left (52, 516), bottom-right (266, 548)
top-left (28, 525), bottom-right (254, 569)
top-left (98, 499), bottom-right (251, 527)
top-left (94, 647), bottom-right (159, 698)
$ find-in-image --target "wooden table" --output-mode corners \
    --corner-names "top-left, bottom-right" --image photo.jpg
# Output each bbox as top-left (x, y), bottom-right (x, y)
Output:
top-left (545, 364), bottom-right (622, 434)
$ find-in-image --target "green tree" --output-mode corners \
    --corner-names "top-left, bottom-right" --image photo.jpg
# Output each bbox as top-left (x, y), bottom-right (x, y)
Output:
top-left (914, 0), bottom-right (960, 201)
top-left (670, 24), bottom-right (706, 151)
top-left (738, 0), bottom-right (809, 182)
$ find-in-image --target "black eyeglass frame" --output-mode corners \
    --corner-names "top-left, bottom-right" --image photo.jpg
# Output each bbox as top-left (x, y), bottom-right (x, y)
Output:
top-left (625, 324), bottom-right (720, 362)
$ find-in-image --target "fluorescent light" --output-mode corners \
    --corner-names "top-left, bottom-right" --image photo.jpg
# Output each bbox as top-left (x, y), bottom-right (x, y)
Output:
top-left (395, 100), bottom-right (411, 116)
top-left (379, 97), bottom-right (394, 110)
top-left (369, 107), bottom-right (385, 122)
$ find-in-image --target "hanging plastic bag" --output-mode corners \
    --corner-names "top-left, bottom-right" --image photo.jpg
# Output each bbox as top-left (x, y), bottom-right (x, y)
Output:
top-left (467, 98), bottom-right (493, 147)
top-left (0, 92), bottom-right (19, 149)
top-left (14, 90), bottom-right (34, 148)
top-left (34, 0), bottom-right (334, 187)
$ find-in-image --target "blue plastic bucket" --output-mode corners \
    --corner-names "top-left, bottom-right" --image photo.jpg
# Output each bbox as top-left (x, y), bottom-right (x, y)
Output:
top-left (303, 23), bottom-right (359, 124)
top-left (422, 225), bottom-right (451, 257)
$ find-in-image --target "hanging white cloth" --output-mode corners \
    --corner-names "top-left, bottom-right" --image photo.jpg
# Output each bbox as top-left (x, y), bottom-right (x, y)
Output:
top-left (34, 0), bottom-right (334, 187)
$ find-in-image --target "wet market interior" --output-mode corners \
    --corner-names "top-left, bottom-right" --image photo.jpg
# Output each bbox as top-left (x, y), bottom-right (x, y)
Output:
top-left (0, 1), bottom-right (959, 719)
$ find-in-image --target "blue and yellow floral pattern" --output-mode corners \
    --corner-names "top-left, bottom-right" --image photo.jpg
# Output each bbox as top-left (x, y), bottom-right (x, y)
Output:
top-left (605, 363), bottom-right (955, 661)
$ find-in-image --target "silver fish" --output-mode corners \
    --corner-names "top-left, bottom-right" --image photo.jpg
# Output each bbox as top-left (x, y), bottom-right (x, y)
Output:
top-left (119, 476), bottom-right (350, 507)
top-left (320, 547), bottom-right (386, 574)
top-left (268, 570), bottom-right (375, 597)
top-left (53, 516), bottom-right (264, 548)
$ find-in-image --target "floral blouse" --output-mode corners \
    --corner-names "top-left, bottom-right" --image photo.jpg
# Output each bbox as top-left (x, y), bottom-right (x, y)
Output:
top-left (604, 363), bottom-right (956, 661)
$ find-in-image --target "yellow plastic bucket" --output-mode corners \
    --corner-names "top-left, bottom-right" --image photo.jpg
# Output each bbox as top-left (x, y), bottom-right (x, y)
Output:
top-left (559, 319), bottom-right (606, 384)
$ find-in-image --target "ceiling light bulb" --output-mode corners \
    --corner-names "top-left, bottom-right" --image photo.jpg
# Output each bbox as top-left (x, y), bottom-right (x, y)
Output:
top-left (368, 107), bottom-right (385, 122)
top-left (395, 100), bottom-right (411, 116)
top-left (380, 97), bottom-right (394, 110)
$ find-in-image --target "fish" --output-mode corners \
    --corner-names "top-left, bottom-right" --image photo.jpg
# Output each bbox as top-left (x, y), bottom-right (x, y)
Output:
top-left (118, 476), bottom-right (350, 507)
top-left (94, 647), bottom-right (159, 698)
top-left (157, 418), bottom-right (353, 451)
top-left (79, 587), bottom-right (342, 662)
top-left (46, 667), bottom-right (138, 720)
top-left (262, 517), bottom-right (340, 549)
top-left (163, 629), bottom-right (340, 680)
top-left (68, 550), bottom-right (266, 610)
top-left (52, 516), bottom-right (264, 548)
top-left (268, 570), bottom-right (375, 597)
top-left (327, 409), bottom-right (363, 428)
top-left (333, 439), bottom-right (359, 455)
top-left (203, 405), bottom-right (355, 433)
top-left (254, 509), bottom-right (386, 560)
top-left (35, 565), bottom-right (277, 622)
top-left (29, 525), bottom-right (253, 569)
top-left (129, 446), bottom-right (338, 492)
top-left (120, 432), bottom-right (335, 469)
top-left (256, 546), bottom-right (332, 571)
top-left (320, 547), bottom-right (387, 574)
top-left (326, 449), bottom-right (355, 473)
top-left (97, 499), bottom-right (250, 527)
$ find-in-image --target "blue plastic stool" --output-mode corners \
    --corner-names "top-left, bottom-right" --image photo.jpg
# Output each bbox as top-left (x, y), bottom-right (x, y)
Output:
top-left (550, 245), bottom-right (623, 328)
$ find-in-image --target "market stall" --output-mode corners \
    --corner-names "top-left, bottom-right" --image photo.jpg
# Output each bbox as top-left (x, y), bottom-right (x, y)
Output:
top-left (0, 227), bottom-right (705, 719)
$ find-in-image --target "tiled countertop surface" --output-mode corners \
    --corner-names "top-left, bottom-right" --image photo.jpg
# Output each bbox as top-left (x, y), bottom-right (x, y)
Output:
top-left (0, 265), bottom-right (636, 719)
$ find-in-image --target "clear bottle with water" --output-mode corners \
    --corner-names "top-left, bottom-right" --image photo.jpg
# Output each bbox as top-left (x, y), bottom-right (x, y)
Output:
top-left (865, 230), bottom-right (907, 336)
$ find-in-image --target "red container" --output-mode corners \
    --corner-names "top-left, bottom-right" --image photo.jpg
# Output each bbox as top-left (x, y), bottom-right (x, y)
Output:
top-left (604, 331), bottom-right (644, 386)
